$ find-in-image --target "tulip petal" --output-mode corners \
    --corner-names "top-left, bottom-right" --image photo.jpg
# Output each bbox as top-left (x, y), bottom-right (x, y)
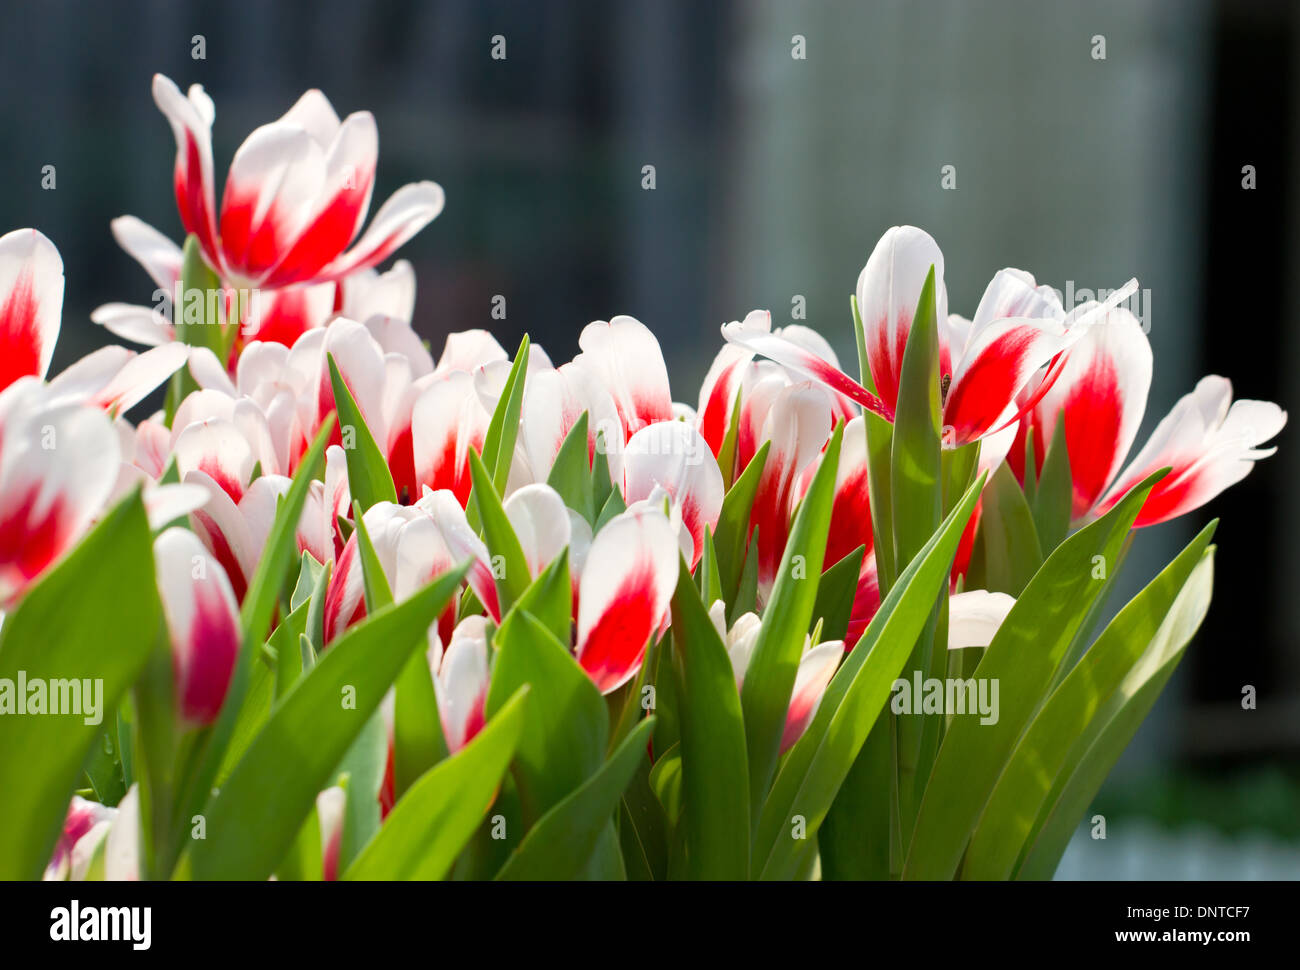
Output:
top-left (782, 640), bottom-right (842, 753)
top-left (0, 228), bottom-right (63, 390)
top-left (110, 215), bottom-right (183, 292)
top-left (749, 382), bottom-right (833, 589)
top-left (412, 371), bottom-right (490, 507)
top-left (1029, 307), bottom-right (1152, 517)
top-left (720, 317), bottom-right (893, 422)
top-left (318, 181), bottom-right (446, 281)
top-left (947, 589), bottom-right (1017, 649)
top-left (435, 620), bottom-right (490, 753)
top-left (576, 508), bottom-right (680, 694)
top-left (173, 417), bottom-right (255, 502)
top-left (577, 316), bottom-right (674, 440)
top-left (503, 483), bottom-right (572, 577)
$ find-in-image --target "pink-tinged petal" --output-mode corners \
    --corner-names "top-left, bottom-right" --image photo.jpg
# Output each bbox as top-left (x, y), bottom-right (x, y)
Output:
top-left (45, 796), bottom-right (116, 881)
top-left (1029, 307), bottom-right (1152, 518)
top-left (749, 382), bottom-right (834, 590)
top-left (845, 554), bottom-right (881, 650)
top-left (316, 182), bottom-right (446, 281)
top-left (103, 784), bottom-right (141, 881)
top-left (942, 316), bottom-right (1079, 446)
top-left (110, 215), bottom-right (182, 292)
top-left (343, 260), bottom-right (418, 327)
top-left (0, 228), bottom-right (63, 390)
top-left (259, 112), bottom-right (379, 287)
top-left (820, 416), bottom-right (874, 570)
top-left (781, 641), bottom-right (842, 753)
top-left (154, 527), bottom-right (241, 726)
top-left (434, 329), bottom-right (507, 375)
top-left (624, 421), bottom-right (723, 568)
top-left (416, 488), bottom-right (502, 621)
top-left (218, 123), bottom-right (326, 284)
top-left (855, 225), bottom-right (947, 411)
top-left (240, 283), bottom-right (334, 347)
top-left (720, 318), bottom-right (893, 422)
top-left (576, 507), bottom-right (680, 694)
top-left (503, 483), bottom-right (572, 577)
top-left (578, 316), bottom-right (674, 440)
top-left (0, 386), bottom-right (119, 603)
top-left (173, 417), bottom-right (254, 502)
top-left (131, 415), bottom-right (172, 479)
top-left (184, 468), bottom-right (255, 600)
top-left (323, 534), bottom-right (365, 644)
top-left (90, 302), bottom-right (173, 347)
top-left (1099, 376), bottom-right (1287, 527)
top-left (948, 589), bottom-right (1016, 650)
top-left (411, 371), bottom-right (490, 508)
top-left (152, 75), bottom-right (221, 270)
top-left (435, 619), bottom-right (491, 753)
top-left (316, 786), bottom-right (346, 882)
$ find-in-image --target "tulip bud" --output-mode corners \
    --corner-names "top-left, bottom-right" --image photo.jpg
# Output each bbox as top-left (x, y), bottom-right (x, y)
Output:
top-left (154, 527), bottom-right (240, 725)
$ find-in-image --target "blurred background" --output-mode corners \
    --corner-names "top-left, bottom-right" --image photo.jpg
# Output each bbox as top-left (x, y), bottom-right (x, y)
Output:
top-left (1, 0), bottom-right (1295, 877)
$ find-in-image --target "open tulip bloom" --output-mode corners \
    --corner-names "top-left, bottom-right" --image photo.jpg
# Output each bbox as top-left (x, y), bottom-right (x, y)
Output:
top-left (0, 77), bottom-right (1285, 885)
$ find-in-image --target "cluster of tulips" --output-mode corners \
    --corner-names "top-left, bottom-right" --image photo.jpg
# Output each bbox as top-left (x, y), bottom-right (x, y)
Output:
top-left (0, 75), bottom-right (1283, 882)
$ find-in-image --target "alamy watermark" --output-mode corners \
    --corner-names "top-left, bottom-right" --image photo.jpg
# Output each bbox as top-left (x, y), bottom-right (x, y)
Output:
top-left (890, 672), bottom-right (999, 725)
top-left (0, 670), bottom-right (103, 725)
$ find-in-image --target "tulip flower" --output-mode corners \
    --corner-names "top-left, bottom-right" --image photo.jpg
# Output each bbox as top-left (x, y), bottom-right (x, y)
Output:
top-left (745, 380), bottom-right (837, 590)
top-left (44, 796), bottom-right (116, 881)
top-left (1007, 309), bottom-right (1287, 528)
top-left (431, 615), bottom-right (491, 753)
top-left (173, 416), bottom-right (349, 598)
top-left (0, 379), bottom-right (120, 604)
top-left (323, 492), bottom-right (500, 645)
top-left (153, 527), bottom-right (242, 726)
top-left (708, 601), bottom-right (842, 753)
top-left (720, 227), bottom-right (1138, 453)
top-left (149, 74), bottom-right (443, 289)
top-left (575, 506), bottom-right (680, 693)
top-left (623, 421), bottom-right (724, 568)
top-left (697, 310), bottom-right (854, 462)
top-left (316, 786), bottom-right (345, 881)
